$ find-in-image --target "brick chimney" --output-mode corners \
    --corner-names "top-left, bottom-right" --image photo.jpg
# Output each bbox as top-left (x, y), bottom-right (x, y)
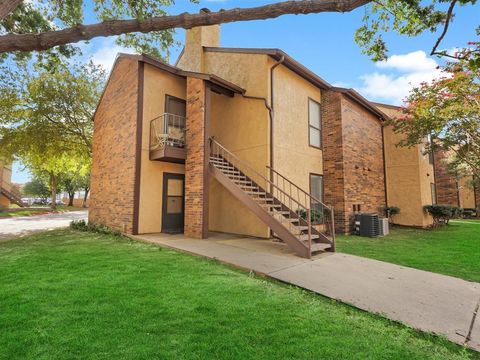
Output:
top-left (177, 10), bottom-right (220, 72)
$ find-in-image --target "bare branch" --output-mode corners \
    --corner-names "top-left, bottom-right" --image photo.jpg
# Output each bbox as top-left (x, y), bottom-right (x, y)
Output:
top-left (430, 0), bottom-right (457, 57)
top-left (0, 0), bottom-right (371, 53)
top-left (0, 0), bottom-right (22, 20)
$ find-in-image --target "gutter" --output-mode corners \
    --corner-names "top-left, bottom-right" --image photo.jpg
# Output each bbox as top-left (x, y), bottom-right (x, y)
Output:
top-left (269, 55), bottom-right (285, 182)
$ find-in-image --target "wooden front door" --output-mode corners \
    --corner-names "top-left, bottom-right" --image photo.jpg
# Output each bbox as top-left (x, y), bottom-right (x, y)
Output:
top-left (162, 173), bottom-right (185, 234)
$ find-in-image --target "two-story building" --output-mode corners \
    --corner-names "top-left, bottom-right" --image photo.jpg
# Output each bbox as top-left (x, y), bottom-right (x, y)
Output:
top-left (89, 24), bottom-right (452, 258)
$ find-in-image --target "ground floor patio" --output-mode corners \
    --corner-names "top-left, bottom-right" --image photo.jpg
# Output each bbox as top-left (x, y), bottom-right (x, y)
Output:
top-left (130, 231), bottom-right (480, 352)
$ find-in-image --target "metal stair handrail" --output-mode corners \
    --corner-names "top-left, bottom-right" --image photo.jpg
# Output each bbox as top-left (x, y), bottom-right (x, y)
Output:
top-left (210, 138), bottom-right (336, 252)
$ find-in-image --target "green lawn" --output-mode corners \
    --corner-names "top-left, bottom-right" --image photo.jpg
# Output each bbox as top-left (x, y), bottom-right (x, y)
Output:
top-left (0, 230), bottom-right (478, 359)
top-left (337, 221), bottom-right (480, 282)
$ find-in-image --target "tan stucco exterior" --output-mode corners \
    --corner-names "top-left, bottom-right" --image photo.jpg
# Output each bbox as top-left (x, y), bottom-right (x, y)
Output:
top-left (137, 63), bottom-right (186, 234)
top-left (458, 175), bottom-right (476, 209)
top-left (209, 92), bottom-right (270, 238)
top-left (1, 160), bottom-right (14, 207)
top-left (273, 64), bottom-right (323, 194)
top-left (378, 104), bottom-right (434, 227)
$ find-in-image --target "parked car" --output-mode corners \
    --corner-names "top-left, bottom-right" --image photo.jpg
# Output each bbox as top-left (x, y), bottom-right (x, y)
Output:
top-left (46, 199), bottom-right (65, 206)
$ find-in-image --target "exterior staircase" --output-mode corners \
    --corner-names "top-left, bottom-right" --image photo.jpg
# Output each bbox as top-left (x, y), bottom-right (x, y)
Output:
top-left (1, 182), bottom-right (26, 207)
top-left (209, 138), bottom-right (335, 259)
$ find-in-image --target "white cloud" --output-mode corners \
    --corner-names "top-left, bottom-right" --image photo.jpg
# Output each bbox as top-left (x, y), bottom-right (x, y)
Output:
top-left (90, 42), bottom-right (130, 72)
top-left (357, 50), bottom-right (445, 105)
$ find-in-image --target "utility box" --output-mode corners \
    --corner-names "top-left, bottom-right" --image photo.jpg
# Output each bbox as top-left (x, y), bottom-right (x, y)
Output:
top-left (378, 218), bottom-right (389, 236)
top-left (359, 213), bottom-right (380, 237)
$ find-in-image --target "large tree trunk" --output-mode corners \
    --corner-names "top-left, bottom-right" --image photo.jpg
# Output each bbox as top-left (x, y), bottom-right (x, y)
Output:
top-left (50, 173), bottom-right (57, 211)
top-left (82, 187), bottom-right (89, 208)
top-left (68, 191), bottom-right (75, 207)
top-left (0, 0), bottom-right (371, 53)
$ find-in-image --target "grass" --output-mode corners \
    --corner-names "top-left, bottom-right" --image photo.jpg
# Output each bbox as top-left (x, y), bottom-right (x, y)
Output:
top-left (337, 220), bottom-right (480, 282)
top-left (0, 230), bottom-right (478, 359)
top-left (0, 205), bottom-right (85, 218)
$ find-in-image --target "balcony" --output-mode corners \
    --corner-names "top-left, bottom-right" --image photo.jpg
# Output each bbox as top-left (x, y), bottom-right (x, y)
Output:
top-left (149, 113), bottom-right (186, 163)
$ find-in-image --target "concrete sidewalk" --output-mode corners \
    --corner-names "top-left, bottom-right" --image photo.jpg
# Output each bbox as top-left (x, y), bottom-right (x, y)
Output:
top-left (0, 210), bottom-right (88, 241)
top-left (131, 232), bottom-right (480, 352)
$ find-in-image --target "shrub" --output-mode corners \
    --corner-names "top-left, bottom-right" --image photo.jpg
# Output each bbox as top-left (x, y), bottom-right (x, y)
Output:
top-left (423, 205), bottom-right (461, 227)
top-left (70, 219), bottom-right (88, 231)
top-left (296, 208), bottom-right (328, 224)
top-left (462, 208), bottom-right (478, 218)
top-left (70, 220), bottom-right (122, 236)
top-left (386, 206), bottom-right (400, 217)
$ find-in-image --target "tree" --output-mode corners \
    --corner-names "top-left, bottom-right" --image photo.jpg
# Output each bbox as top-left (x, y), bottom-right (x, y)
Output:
top-left (0, 62), bottom-right (101, 209)
top-left (60, 169), bottom-right (91, 207)
top-left (22, 177), bottom-right (50, 200)
top-left (391, 48), bottom-right (480, 178)
top-left (0, 0), bottom-right (477, 63)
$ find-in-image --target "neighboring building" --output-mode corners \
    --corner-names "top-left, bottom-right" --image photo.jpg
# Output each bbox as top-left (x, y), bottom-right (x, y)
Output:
top-left (90, 24), bottom-right (459, 258)
top-left (375, 103), bottom-right (435, 228)
top-left (0, 161), bottom-right (24, 208)
top-left (434, 149), bottom-right (479, 209)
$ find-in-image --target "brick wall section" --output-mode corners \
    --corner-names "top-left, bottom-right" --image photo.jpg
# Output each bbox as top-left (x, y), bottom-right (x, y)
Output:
top-left (322, 91), bottom-right (387, 233)
top-left (341, 96), bottom-right (386, 231)
top-left (321, 91), bottom-right (347, 232)
top-left (89, 57), bottom-right (139, 233)
top-left (184, 77), bottom-right (208, 238)
top-left (434, 150), bottom-right (459, 206)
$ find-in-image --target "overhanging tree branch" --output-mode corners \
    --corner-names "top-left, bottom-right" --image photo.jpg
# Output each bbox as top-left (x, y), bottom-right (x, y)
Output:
top-left (0, 0), bottom-right (371, 53)
top-left (0, 0), bottom-right (22, 21)
top-left (430, 0), bottom-right (457, 56)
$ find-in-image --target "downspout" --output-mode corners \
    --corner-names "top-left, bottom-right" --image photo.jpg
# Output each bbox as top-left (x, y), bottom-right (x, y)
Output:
top-left (241, 54), bottom-right (284, 181)
top-left (381, 121), bottom-right (388, 216)
top-left (269, 55), bottom-right (285, 182)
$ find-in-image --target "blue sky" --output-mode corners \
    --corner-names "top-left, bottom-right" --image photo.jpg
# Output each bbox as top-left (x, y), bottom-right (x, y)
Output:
top-left (11, 0), bottom-right (478, 183)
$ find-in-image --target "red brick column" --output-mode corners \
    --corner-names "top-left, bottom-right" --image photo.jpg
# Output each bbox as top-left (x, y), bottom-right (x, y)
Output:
top-left (434, 150), bottom-right (460, 206)
top-left (322, 90), bottom-right (348, 233)
top-left (184, 77), bottom-right (210, 238)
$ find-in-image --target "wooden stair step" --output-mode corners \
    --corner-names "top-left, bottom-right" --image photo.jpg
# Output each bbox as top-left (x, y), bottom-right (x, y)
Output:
top-left (309, 243), bottom-right (332, 252)
top-left (298, 234), bottom-right (320, 241)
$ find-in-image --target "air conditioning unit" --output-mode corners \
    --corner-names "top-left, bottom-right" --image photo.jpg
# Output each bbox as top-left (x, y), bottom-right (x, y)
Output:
top-left (378, 218), bottom-right (389, 236)
top-left (359, 213), bottom-right (379, 237)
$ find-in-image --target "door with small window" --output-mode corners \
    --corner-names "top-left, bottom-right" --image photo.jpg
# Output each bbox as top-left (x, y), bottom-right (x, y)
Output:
top-left (162, 173), bottom-right (185, 234)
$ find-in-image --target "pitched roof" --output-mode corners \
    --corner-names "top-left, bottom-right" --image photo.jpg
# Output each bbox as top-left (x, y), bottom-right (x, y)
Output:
top-left (93, 53), bottom-right (245, 121)
top-left (332, 87), bottom-right (390, 120)
top-left (203, 47), bottom-right (332, 90)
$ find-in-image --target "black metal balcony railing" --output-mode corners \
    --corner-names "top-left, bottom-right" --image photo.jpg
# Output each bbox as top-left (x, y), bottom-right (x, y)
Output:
top-left (150, 113), bottom-right (186, 150)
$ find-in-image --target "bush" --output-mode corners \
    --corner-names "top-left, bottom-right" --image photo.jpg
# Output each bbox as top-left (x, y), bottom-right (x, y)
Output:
top-left (462, 208), bottom-right (478, 218)
top-left (296, 208), bottom-right (328, 224)
top-left (423, 205), bottom-right (462, 227)
top-left (386, 206), bottom-right (400, 217)
top-left (70, 220), bottom-right (122, 236)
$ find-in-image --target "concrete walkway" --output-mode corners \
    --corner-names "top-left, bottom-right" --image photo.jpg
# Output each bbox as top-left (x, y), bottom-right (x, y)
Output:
top-left (131, 232), bottom-right (480, 352)
top-left (0, 210), bottom-right (88, 241)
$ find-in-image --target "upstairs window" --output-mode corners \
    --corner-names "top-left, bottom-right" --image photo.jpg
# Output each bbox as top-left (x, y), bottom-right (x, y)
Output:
top-left (309, 99), bottom-right (322, 149)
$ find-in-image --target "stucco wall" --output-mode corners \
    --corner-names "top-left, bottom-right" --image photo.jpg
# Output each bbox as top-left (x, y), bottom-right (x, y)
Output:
top-left (209, 92), bottom-right (270, 238)
top-left (176, 25), bottom-right (220, 73)
top-left (378, 104), bottom-right (434, 227)
top-left (273, 64), bottom-right (323, 195)
top-left (89, 57), bottom-right (139, 233)
top-left (458, 175), bottom-right (476, 209)
top-left (1, 163), bottom-right (12, 191)
top-left (137, 63), bottom-right (186, 234)
top-left (203, 52), bottom-right (271, 98)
